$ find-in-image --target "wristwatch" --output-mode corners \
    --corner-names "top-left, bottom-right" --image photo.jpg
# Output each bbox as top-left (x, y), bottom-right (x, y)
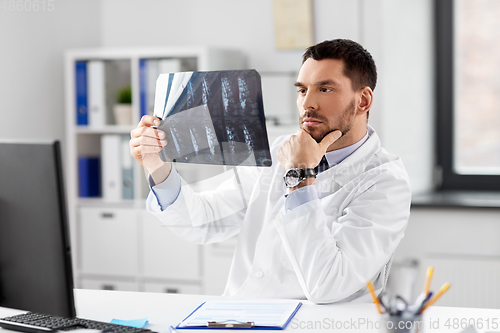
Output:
top-left (283, 168), bottom-right (317, 188)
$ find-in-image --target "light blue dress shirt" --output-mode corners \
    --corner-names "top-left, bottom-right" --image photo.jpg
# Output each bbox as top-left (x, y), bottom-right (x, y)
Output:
top-left (149, 167), bottom-right (182, 211)
top-left (150, 131), bottom-right (369, 212)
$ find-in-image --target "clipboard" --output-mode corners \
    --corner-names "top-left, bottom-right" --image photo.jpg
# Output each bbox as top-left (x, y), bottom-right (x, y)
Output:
top-left (175, 300), bottom-right (302, 330)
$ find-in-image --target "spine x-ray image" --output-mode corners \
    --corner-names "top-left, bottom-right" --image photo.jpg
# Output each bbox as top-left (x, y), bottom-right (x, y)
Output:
top-left (154, 70), bottom-right (272, 167)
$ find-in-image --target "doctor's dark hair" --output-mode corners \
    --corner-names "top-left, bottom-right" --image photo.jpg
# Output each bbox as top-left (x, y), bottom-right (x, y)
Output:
top-left (302, 39), bottom-right (377, 92)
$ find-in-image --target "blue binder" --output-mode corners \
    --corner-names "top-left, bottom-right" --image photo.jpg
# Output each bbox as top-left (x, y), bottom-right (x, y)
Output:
top-left (75, 61), bottom-right (88, 125)
top-left (139, 58), bottom-right (148, 118)
top-left (78, 157), bottom-right (100, 197)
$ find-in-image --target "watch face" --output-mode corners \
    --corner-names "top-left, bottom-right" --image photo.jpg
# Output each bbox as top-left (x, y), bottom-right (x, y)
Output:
top-left (284, 168), bottom-right (302, 187)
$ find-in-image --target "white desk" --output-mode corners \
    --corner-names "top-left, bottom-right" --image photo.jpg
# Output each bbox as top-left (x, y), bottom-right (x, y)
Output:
top-left (1, 289), bottom-right (500, 333)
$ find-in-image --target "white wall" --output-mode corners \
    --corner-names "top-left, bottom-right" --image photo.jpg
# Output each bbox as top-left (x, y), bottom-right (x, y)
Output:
top-left (99, 0), bottom-right (360, 72)
top-left (380, 0), bottom-right (435, 194)
top-left (0, 0), bottom-right (101, 143)
top-left (361, 0), bottom-right (435, 194)
top-left (392, 207), bottom-right (500, 308)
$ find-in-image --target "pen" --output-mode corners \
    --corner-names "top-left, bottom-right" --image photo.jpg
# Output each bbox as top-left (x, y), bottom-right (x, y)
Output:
top-left (420, 282), bottom-right (451, 313)
top-left (414, 292), bottom-right (433, 315)
top-left (424, 266), bottom-right (434, 295)
top-left (377, 293), bottom-right (389, 313)
top-left (169, 325), bottom-right (178, 333)
top-left (413, 290), bottom-right (428, 309)
top-left (367, 281), bottom-right (384, 314)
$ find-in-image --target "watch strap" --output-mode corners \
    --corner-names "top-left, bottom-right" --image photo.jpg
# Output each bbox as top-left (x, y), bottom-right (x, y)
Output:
top-left (303, 168), bottom-right (317, 178)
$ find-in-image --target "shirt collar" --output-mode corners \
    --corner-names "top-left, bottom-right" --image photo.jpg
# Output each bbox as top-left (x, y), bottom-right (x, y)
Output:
top-left (324, 129), bottom-right (369, 167)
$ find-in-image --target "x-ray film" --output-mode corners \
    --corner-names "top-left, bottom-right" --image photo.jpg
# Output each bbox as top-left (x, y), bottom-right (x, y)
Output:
top-left (154, 70), bottom-right (272, 167)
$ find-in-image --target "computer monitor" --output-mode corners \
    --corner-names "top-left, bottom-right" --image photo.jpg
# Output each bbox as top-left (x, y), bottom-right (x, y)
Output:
top-left (0, 140), bottom-right (75, 317)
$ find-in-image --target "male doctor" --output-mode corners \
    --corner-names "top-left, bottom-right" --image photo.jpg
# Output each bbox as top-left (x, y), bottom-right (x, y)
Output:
top-left (129, 39), bottom-right (411, 304)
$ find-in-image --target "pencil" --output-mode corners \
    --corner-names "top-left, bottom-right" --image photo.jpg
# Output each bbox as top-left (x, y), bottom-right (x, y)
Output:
top-left (420, 282), bottom-right (451, 313)
top-left (367, 281), bottom-right (384, 314)
top-left (424, 266), bottom-right (434, 295)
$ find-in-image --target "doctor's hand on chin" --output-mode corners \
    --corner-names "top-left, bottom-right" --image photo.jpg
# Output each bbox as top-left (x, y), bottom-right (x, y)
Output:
top-left (277, 129), bottom-right (342, 191)
top-left (129, 115), bottom-right (171, 185)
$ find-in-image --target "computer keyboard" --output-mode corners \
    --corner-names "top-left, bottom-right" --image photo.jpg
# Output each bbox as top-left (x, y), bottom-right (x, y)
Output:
top-left (0, 312), bottom-right (157, 333)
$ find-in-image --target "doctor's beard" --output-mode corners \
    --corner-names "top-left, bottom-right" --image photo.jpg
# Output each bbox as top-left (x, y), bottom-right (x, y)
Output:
top-left (300, 99), bottom-right (356, 143)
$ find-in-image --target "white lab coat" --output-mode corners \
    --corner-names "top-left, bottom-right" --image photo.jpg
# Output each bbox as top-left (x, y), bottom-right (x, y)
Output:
top-left (146, 125), bottom-right (411, 304)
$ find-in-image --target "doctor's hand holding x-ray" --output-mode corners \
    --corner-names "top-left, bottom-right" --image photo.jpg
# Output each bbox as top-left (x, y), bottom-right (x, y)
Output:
top-left (129, 116), bottom-right (171, 185)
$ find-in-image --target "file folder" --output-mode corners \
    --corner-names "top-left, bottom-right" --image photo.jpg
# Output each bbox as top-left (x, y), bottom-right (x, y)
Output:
top-left (175, 300), bottom-right (302, 330)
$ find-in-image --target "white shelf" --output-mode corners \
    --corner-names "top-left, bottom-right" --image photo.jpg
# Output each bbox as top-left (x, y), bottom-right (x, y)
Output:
top-left (77, 198), bottom-right (146, 209)
top-left (76, 125), bottom-right (135, 135)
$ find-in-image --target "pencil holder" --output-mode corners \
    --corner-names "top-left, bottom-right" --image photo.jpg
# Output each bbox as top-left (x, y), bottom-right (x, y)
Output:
top-left (381, 314), bottom-right (423, 333)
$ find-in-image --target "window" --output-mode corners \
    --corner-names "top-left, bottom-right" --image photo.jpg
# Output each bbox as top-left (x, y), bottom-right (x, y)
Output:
top-left (436, 0), bottom-right (500, 190)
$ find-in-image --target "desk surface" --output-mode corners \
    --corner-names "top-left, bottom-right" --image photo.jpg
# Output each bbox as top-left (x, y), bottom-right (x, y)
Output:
top-left (1, 289), bottom-right (500, 333)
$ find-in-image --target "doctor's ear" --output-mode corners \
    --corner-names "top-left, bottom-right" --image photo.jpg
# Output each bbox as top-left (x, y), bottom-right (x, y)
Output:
top-left (357, 87), bottom-right (373, 115)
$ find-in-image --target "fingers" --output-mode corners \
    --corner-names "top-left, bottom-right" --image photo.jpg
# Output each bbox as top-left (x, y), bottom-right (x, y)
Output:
top-left (131, 116), bottom-right (164, 139)
top-left (280, 129), bottom-right (342, 169)
top-left (290, 129), bottom-right (309, 145)
top-left (129, 129), bottom-right (167, 155)
top-left (131, 127), bottom-right (165, 143)
top-left (130, 127), bottom-right (166, 154)
top-left (138, 115), bottom-right (161, 128)
top-left (276, 140), bottom-right (293, 171)
top-left (131, 116), bottom-right (162, 139)
top-left (319, 130), bottom-right (342, 150)
top-left (130, 136), bottom-right (166, 152)
top-left (129, 116), bottom-right (167, 166)
top-left (296, 128), bottom-right (308, 137)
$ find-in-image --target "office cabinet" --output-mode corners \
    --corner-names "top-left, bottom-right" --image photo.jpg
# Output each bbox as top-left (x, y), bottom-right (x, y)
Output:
top-left (79, 207), bottom-right (139, 276)
top-left (143, 282), bottom-right (202, 295)
top-left (140, 212), bottom-right (201, 281)
top-left (202, 238), bottom-right (237, 295)
top-left (80, 279), bottom-right (139, 292)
